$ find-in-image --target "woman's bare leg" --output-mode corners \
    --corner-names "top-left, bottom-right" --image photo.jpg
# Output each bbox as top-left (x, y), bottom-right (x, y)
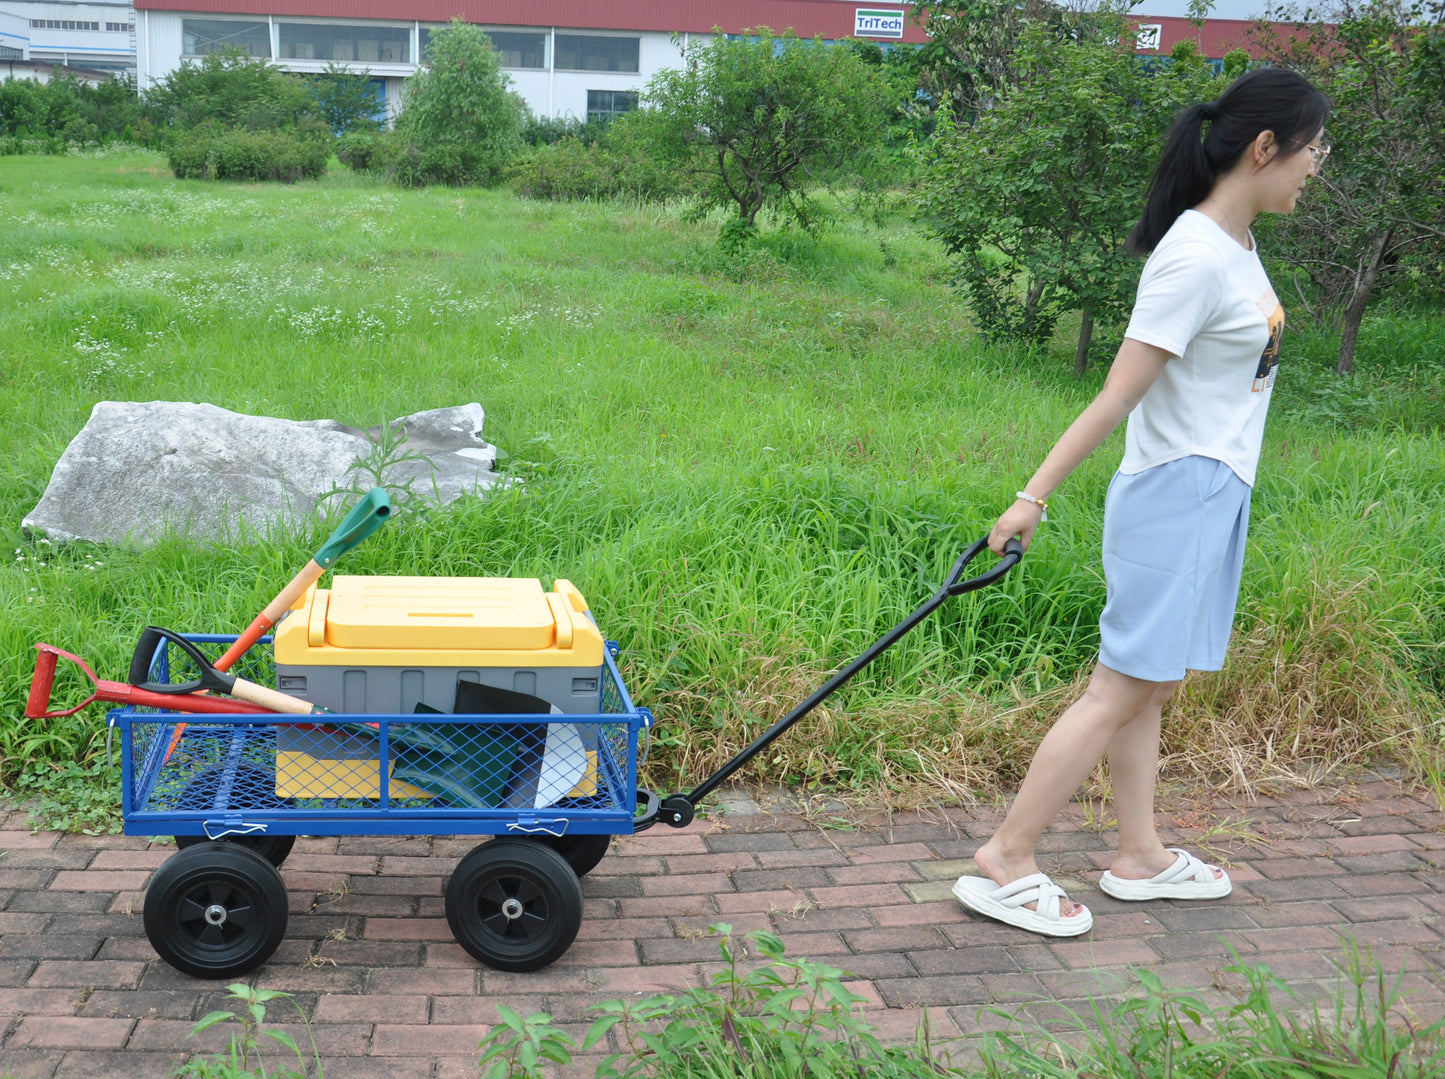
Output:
top-left (1103, 680), bottom-right (1225, 882)
top-left (1104, 681), bottom-right (1177, 878)
top-left (973, 664), bottom-right (1171, 912)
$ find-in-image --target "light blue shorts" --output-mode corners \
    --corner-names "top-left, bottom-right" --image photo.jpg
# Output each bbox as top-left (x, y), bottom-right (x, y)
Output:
top-left (1098, 455), bottom-right (1251, 683)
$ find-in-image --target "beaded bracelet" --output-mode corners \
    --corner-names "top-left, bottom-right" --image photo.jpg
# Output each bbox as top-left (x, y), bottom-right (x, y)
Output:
top-left (1015, 491), bottom-right (1048, 522)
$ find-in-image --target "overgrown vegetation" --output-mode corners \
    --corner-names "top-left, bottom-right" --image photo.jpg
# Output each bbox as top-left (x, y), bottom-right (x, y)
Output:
top-left (0, 72), bottom-right (142, 150)
top-left (469, 928), bottom-right (1445, 1079)
top-left (0, 154), bottom-right (1440, 824)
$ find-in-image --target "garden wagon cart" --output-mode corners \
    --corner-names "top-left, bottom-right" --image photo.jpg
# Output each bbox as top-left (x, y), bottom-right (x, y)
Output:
top-left (107, 536), bottom-right (1021, 978)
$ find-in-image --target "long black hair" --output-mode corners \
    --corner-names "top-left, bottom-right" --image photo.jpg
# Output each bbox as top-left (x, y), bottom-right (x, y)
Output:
top-left (1127, 67), bottom-right (1330, 255)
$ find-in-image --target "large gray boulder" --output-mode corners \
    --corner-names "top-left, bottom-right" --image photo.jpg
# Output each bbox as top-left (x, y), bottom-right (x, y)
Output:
top-left (23, 401), bottom-right (507, 546)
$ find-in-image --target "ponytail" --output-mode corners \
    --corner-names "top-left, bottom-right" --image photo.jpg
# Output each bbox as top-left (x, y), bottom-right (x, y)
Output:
top-left (1127, 68), bottom-right (1329, 255)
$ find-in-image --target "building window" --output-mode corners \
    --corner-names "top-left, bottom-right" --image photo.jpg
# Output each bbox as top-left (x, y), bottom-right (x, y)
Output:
top-left (554, 34), bottom-right (639, 73)
top-left (32, 20), bottom-right (102, 31)
top-left (418, 27), bottom-right (545, 68)
top-left (485, 30), bottom-right (546, 69)
top-left (279, 23), bottom-right (410, 63)
top-left (106, 23), bottom-right (134, 33)
top-left (182, 19), bottom-right (271, 58)
top-left (587, 90), bottom-right (638, 121)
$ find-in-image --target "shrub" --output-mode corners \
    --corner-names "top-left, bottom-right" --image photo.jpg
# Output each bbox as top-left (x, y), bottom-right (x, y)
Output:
top-left (335, 129), bottom-right (397, 172)
top-left (387, 141), bottom-right (501, 188)
top-left (507, 137), bottom-right (620, 200)
top-left (508, 110), bottom-right (693, 203)
top-left (0, 74), bottom-right (137, 146)
top-left (167, 121), bottom-right (329, 183)
top-left (520, 112), bottom-right (610, 146)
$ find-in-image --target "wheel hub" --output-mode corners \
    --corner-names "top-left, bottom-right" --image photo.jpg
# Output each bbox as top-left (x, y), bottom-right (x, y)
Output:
top-left (500, 897), bottom-right (525, 921)
top-left (203, 903), bottom-right (229, 926)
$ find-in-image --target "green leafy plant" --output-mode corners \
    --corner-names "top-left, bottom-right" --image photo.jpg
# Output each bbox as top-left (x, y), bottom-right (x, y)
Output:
top-left (391, 19), bottom-right (526, 187)
top-left (477, 1006), bottom-right (575, 1079)
top-left (177, 983), bottom-right (321, 1079)
top-left (144, 46), bottom-right (317, 136)
top-left (4, 757), bottom-right (118, 835)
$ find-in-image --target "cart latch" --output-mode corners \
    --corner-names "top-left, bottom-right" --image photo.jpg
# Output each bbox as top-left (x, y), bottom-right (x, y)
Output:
top-left (203, 818), bottom-right (268, 840)
top-left (506, 817), bottom-right (568, 838)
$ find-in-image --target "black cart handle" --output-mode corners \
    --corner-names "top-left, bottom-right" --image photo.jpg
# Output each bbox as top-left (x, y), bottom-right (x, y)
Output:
top-left (945, 535), bottom-right (1024, 596)
top-left (635, 534), bottom-right (1024, 831)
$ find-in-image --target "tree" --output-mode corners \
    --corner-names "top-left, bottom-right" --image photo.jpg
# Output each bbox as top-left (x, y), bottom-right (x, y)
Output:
top-left (143, 46), bottom-right (315, 133)
top-left (910, 0), bottom-right (1097, 113)
top-left (392, 19), bottom-right (526, 187)
top-left (918, 14), bottom-right (1228, 372)
top-left (640, 28), bottom-right (893, 234)
top-left (310, 64), bottom-right (384, 135)
top-left (1253, 0), bottom-right (1445, 374)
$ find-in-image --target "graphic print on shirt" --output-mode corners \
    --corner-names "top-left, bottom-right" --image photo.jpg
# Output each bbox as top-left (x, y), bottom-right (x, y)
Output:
top-left (1252, 291), bottom-right (1284, 393)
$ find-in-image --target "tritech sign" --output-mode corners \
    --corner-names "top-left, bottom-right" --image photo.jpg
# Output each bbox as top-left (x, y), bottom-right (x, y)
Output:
top-left (855, 8), bottom-right (906, 39)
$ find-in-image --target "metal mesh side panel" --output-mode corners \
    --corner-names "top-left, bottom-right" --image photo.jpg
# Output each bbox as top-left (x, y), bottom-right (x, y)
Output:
top-left (123, 634), bottom-right (642, 821)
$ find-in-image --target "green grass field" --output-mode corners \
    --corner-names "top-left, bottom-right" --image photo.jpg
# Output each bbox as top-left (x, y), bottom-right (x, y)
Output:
top-left (2, 150), bottom-right (1442, 827)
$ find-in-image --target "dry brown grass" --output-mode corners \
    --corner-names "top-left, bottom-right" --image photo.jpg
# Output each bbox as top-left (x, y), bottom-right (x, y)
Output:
top-left (643, 571), bottom-right (1441, 808)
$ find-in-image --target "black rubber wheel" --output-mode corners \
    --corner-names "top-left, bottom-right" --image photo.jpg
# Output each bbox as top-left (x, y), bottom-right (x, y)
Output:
top-left (445, 839), bottom-right (583, 972)
top-left (143, 842), bottom-right (289, 979)
top-left (173, 762), bottom-right (295, 867)
top-left (533, 833), bottom-right (611, 877)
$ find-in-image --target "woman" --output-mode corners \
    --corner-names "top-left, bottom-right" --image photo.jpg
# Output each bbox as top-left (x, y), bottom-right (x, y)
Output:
top-left (952, 68), bottom-right (1330, 937)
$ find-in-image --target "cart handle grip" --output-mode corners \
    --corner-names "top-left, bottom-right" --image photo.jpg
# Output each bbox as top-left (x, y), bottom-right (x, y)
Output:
top-left (945, 536), bottom-right (1024, 596)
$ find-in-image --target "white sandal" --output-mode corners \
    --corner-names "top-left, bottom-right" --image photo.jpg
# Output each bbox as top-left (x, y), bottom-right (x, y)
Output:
top-left (952, 873), bottom-right (1093, 937)
top-left (1099, 848), bottom-right (1232, 901)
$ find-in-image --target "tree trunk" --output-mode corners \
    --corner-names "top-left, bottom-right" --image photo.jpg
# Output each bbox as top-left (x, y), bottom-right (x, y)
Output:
top-left (1336, 228), bottom-right (1392, 377)
top-left (1024, 278), bottom-right (1046, 341)
top-left (1074, 308), bottom-right (1094, 379)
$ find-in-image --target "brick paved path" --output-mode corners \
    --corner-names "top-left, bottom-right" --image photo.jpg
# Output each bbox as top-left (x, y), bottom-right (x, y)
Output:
top-left (2, 776), bottom-right (1443, 1078)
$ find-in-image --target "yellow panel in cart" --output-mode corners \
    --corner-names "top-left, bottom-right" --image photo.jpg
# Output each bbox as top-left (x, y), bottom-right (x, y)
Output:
top-left (325, 576), bottom-right (556, 650)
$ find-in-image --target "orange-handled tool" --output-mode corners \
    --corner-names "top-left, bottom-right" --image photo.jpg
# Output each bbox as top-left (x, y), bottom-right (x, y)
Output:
top-left (212, 487), bottom-right (391, 673)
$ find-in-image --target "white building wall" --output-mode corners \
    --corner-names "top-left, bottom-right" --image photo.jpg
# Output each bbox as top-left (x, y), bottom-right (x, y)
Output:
top-left (136, 11), bottom-right (717, 119)
top-left (1, 10), bottom-right (29, 57)
top-left (135, 8), bottom-right (181, 89)
top-left (5, 1), bottom-right (136, 69)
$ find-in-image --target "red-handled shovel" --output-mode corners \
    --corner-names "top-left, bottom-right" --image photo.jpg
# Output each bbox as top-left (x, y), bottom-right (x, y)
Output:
top-left (25, 643), bottom-right (280, 719)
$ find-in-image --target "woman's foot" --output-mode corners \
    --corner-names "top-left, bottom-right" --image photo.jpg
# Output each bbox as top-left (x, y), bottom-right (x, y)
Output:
top-left (974, 841), bottom-right (1089, 921)
top-left (1100, 847), bottom-right (1231, 900)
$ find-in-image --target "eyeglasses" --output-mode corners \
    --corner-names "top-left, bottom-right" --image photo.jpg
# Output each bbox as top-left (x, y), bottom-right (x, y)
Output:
top-left (1306, 143), bottom-right (1331, 169)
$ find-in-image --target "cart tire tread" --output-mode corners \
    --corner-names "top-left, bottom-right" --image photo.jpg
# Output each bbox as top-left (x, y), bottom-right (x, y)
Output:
top-left (445, 839), bottom-right (582, 972)
top-left (143, 842), bottom-right (288, 979)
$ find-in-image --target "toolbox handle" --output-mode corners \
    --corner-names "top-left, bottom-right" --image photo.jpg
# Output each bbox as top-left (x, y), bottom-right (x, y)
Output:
top-left (638, 535), bottom-right (1025, 828)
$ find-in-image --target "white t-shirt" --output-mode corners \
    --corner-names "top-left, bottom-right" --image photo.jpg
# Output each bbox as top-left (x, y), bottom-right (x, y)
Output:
top-left (1121, 209), bottom-right (1284, 487)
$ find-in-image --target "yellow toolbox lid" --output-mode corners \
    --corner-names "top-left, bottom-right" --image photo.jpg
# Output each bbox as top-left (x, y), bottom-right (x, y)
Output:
top-left (273, 576), bottom-right (604, 667)
top-left (327, 576), bottom-right (555, 650)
